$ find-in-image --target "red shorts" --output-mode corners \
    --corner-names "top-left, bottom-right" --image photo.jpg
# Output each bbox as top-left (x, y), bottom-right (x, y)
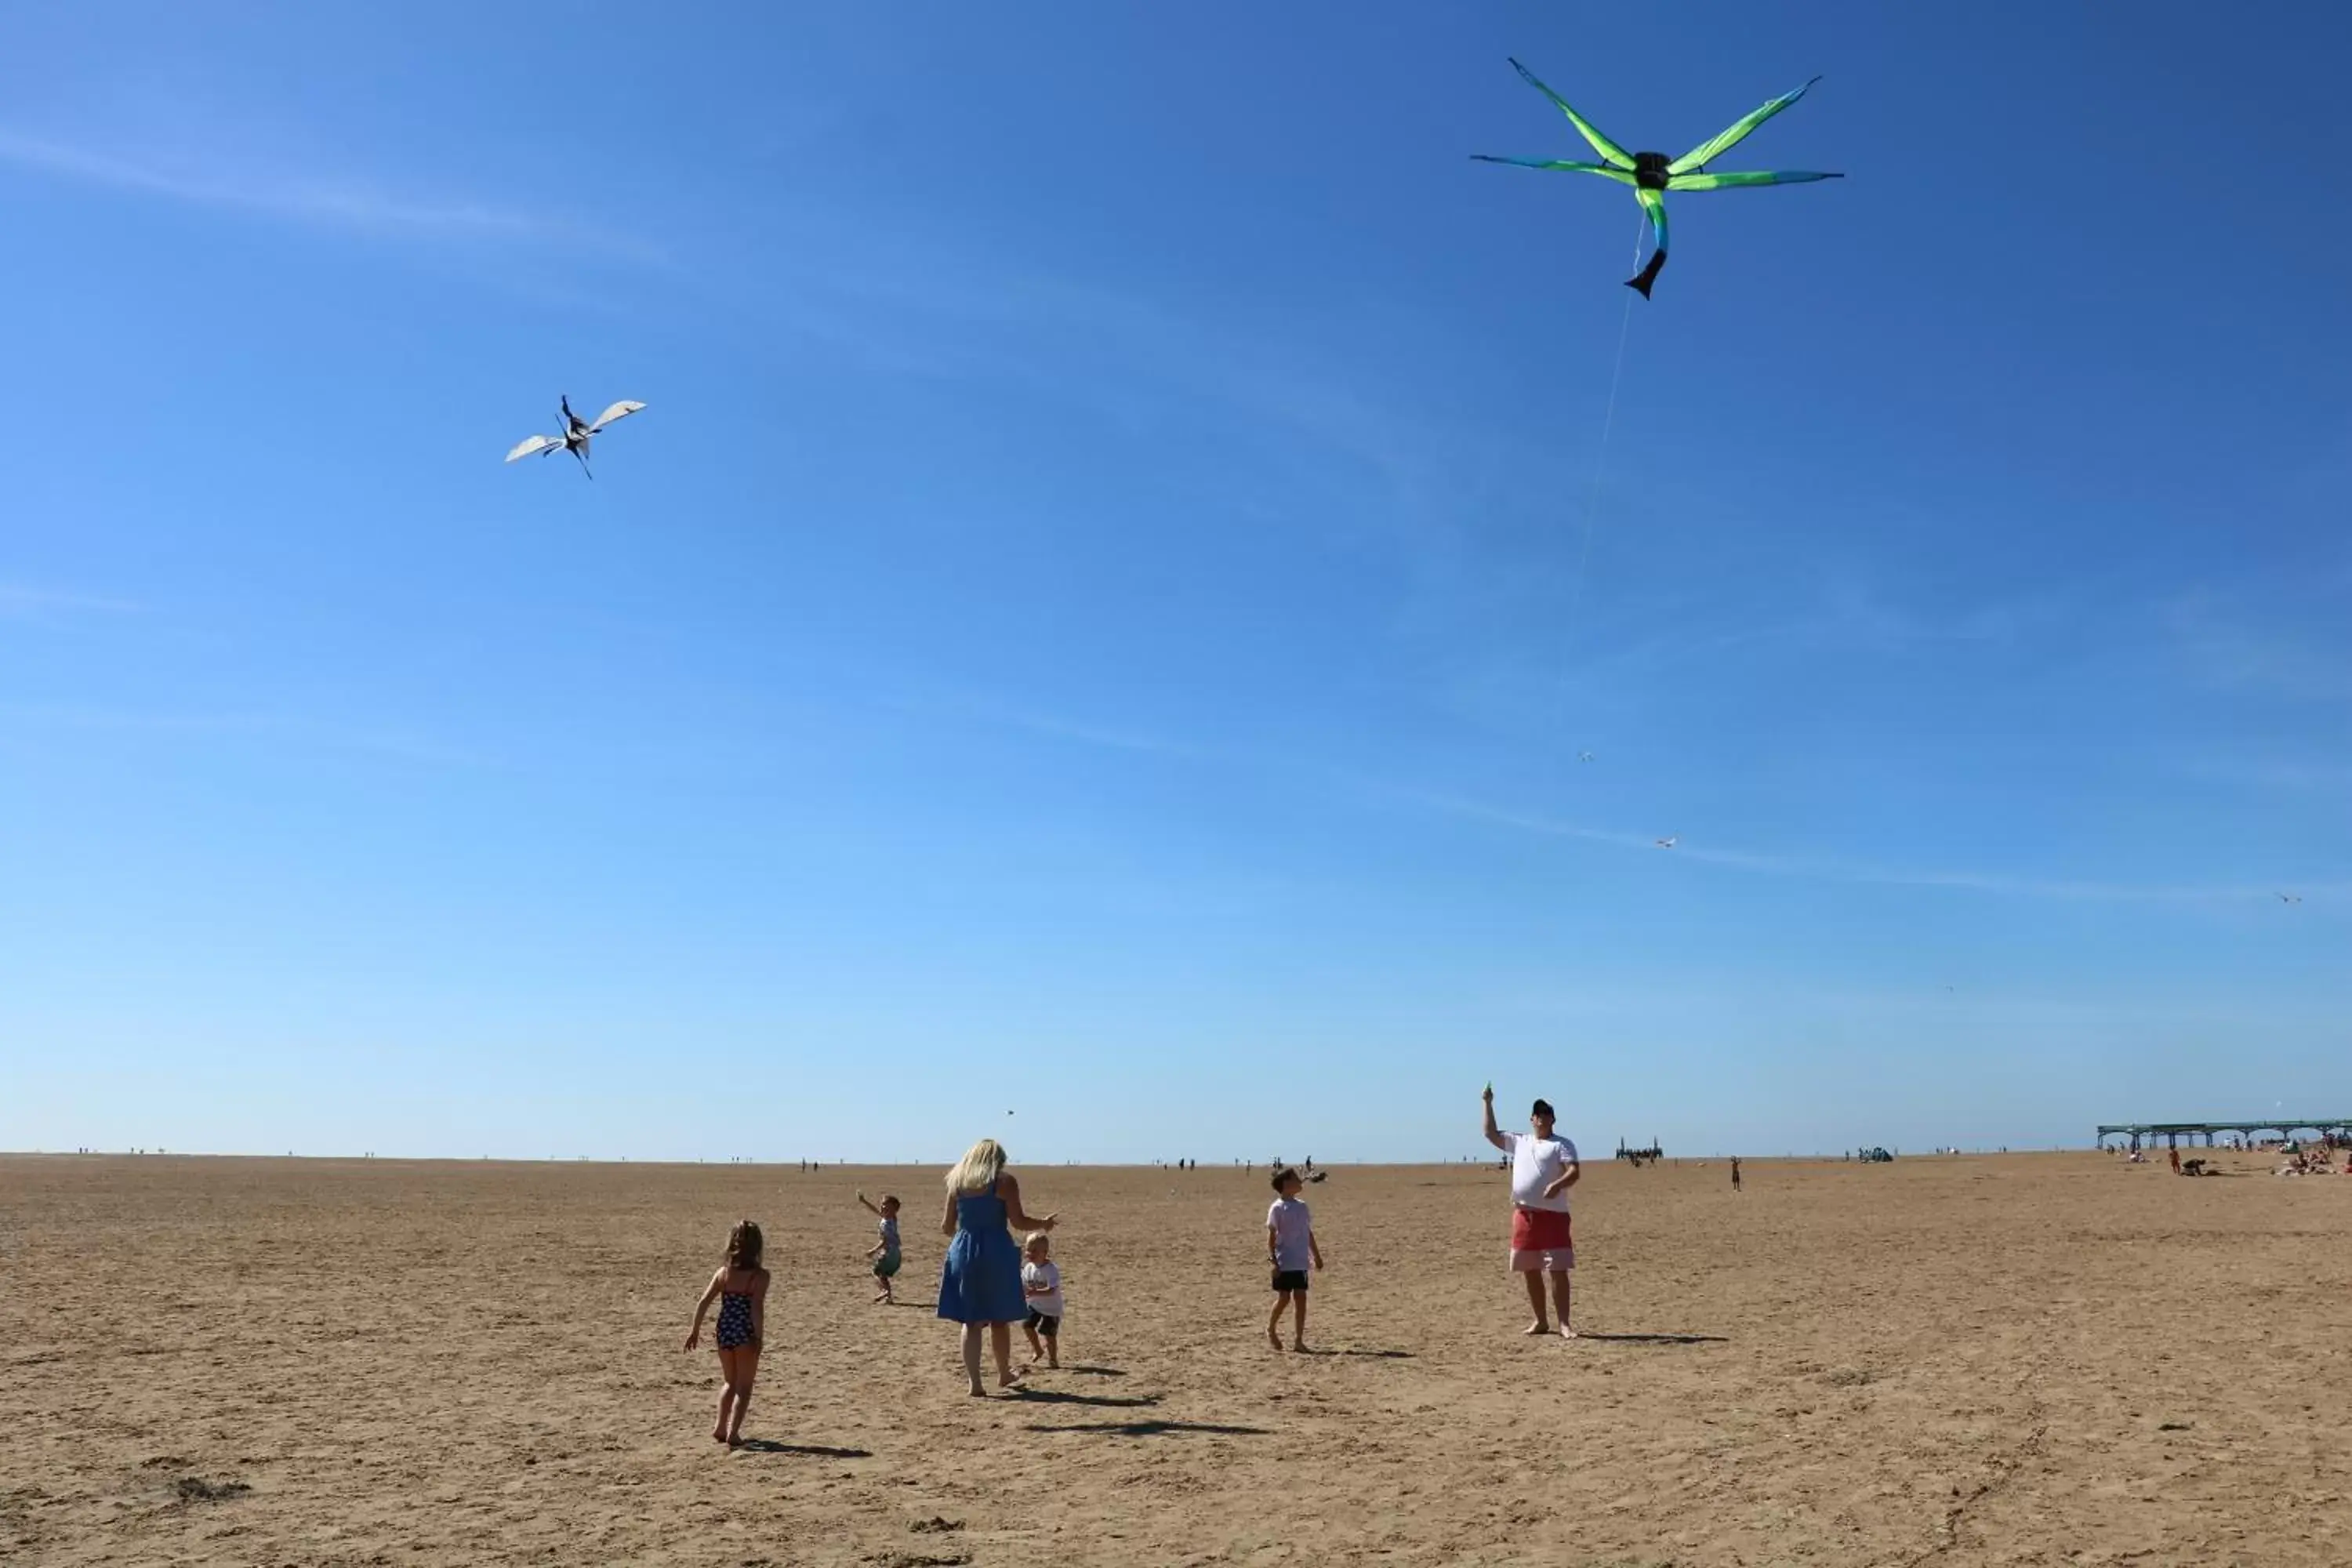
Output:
top-left (1510, 1206), bottom-right (1574, 1272)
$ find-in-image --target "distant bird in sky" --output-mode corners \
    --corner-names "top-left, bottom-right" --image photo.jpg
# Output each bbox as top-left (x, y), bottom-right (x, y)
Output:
top-left (2278, 892), bottom-right (2303, 904)
top-left (1577, 751), bottom-right (1595, 762)
top-left (504, 394), bottom-right (646, 479)
top-left (1655, 835), bottom-right (1678, 849)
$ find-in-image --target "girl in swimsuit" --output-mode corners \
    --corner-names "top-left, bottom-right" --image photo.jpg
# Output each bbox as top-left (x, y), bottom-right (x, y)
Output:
top-left (685, 1220), bottom-right (770, 1446)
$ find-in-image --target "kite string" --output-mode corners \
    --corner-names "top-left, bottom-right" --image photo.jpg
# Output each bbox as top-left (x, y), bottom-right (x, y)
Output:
top-left (1546, 216), bottom-right (1646, 764)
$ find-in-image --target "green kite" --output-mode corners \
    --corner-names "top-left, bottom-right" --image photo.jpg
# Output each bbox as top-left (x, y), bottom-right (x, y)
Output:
top-left (1475, 59), bottom-right (1842, 299)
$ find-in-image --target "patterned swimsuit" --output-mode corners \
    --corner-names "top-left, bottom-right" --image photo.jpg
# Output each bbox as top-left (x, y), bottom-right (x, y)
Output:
top-left (715, 1290), bottom-right (756, 1349)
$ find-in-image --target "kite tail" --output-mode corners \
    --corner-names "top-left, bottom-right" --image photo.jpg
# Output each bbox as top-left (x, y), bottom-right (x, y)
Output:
top-left (1627, 187), bottom-right (1668, 298)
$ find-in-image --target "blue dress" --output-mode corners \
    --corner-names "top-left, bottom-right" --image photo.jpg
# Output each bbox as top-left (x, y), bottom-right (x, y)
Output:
top-left (937, 1187), bottom-right (1026, 1324)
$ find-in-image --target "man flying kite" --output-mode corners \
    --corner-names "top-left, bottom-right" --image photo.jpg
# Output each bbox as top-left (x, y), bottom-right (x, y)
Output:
top-left (1474, 59), bottom-right (1841, 298)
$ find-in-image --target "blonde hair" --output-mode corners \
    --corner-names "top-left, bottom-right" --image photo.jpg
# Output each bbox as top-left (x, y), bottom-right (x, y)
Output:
top-left (1023, 1231), bottom-right (1051, 1254)
top-left (725, 1220), bottom-right (764, 1272)
top-left (945, 1138), bottom-right (1008, 1196)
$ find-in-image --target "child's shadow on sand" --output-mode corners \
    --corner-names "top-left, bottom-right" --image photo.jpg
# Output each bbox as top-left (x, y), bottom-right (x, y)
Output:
top-left (1007, 1388), bottom-right (1160, 1410)
top-left (732, 1439), bottom-right (873, 1458)
top-left (1025, 1419), bottom-right (1270, 1439)
top-left (1577, 1331), bottom-right (1727, 1345)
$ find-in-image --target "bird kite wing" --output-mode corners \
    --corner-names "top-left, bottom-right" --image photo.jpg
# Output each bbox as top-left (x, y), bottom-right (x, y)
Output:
top-left (505, 434), bottom-right (562, 463)
top-left (588, 400), bottom-right (645, 433)
top-left (1668, 78), bottom-right (1822, 175)
top-left (1470, 154), bottom-right (1638, 183)
top-left (1667, 169), bottom-right (1842, 191)
top-left (1504, 58), bottom-right (1634, 169)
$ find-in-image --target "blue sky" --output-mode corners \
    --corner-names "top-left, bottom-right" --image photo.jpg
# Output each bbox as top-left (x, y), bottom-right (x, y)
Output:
top-left (2, 2), bottom-right (2345, 1163)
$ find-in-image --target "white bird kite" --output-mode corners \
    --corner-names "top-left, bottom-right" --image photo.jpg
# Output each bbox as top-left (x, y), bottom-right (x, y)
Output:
top-left (504, 394), bottom-right (646, 480)
top-left (1577, 750), bottom-right (1595, 763)
top-left (2278, 892), bottom-right (2303, 904)
top-left (1655, 835), bottom-right (1678, 849)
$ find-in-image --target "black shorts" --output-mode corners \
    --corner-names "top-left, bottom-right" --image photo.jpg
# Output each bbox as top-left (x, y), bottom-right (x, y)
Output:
top-left (1271, 1269), bottom-right (1310, 1294)
top-left (1026, 1310), bottom-right (1060, 1337)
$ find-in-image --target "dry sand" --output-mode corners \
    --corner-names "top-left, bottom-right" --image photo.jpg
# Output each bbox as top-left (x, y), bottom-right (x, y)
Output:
top-left (5, 1150), bottom-right (2350, 1566)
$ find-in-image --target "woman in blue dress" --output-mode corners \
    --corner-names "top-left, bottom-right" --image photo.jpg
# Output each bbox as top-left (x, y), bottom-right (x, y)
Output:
top-left (938, 1138), bottom-right (1058, 1395)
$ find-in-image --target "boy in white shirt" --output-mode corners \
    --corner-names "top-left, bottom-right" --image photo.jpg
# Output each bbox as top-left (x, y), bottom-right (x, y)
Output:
top-left (1021, 1232), bottom-right (1064, 1368)
top-left (1265, 1167), bottom-right (1324, 1352)
top-left (1481, 1084), bottom-right (1581, 1337)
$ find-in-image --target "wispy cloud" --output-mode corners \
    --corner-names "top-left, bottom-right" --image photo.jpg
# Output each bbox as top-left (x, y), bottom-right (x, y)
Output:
top-left (0, 583), bottom-right (140, 622)
top-left (0, 703), bottom-right (488, 767)
top-left (1410, 790), bottom-right (2343, 906)
top-left (976, 706), bottom-right (1200, 760)
top-left (2181, 753), bottom-right (2352, 794)
top-left (0, 129), bottom-right (661, 264)
top-left (2161, 588), bottom-right (2351, 705)
top-left (732, 204), bottom-right (1489, 537)
top-left (904, 688), bottom-right (1202, 761)
top-left (0, 702), bottom-right (265, 736)
top-left (1578, 575), bottom-right (2054, 684)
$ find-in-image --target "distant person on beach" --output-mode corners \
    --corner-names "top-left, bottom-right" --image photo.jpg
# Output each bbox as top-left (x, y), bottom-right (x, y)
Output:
top-left (938, 1138), bottom-right (1057, 1396)
top-left (1021, 1232), bottom-right (1064, 1368)
top-left (1731, 1156), bottom-right (1743, 1192)
top-left (684, 1220), bottom-right (770, 1447)
top-left (858, 1192), bottom-right (903, 1304)
top-left (1482, 1085), bottom-right (1581, 1338)
top-left (1265, 1167), bottom-right (1323, 1351)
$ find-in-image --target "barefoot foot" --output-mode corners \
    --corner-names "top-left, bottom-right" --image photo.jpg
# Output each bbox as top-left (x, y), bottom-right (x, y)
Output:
top-left (1523, 1321), bottom-right (1552, 1337)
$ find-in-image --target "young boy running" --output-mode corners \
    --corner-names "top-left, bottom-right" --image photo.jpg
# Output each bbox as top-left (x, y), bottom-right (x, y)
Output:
top-left (1020, 1232), bottom-right (1064, 1368)
top-left (858, 1192), bottom-right (903, 1304)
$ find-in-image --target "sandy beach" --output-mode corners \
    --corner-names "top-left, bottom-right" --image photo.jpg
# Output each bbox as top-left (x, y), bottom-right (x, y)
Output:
top-left (5, 1150), bottom-right (2349, 1566)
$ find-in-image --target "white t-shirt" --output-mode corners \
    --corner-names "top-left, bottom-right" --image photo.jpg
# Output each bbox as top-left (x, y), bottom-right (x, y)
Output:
top-left (1267, 1196), bottom-right (1314, 1270)
top-left (1022, 1259), bottom-right (1063, 1318)
top-left (1503, 1130), bottom-right (1579, 1212)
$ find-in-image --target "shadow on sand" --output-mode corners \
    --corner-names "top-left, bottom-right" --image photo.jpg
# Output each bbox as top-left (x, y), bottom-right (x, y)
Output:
top-left (1007, 1388), bottom-right (1160, 1410)
top-left (1025, 1419), bottom-right (1270, 1439)
top-left (1292, 1347), bottom-right (1414, 1359)
top-left (1061, 1364), bottom-right (1127, 1377)
top-left (732, 1439), bottom-right (873, 1458)
top-left (1576, 1331), bottom-right (1727, 1345)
